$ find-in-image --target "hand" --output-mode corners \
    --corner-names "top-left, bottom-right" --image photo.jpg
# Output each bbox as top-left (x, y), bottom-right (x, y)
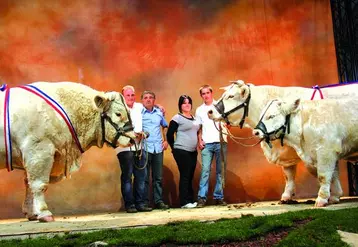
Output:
top-left (198, 140), bottom-right (205, 150)
top-left (162, 140), bottom-right (168, 150)
top-left (155, 104), bottom-right (166, 116)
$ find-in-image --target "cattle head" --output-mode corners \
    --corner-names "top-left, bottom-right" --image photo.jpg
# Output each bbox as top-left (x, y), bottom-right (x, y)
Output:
top-left (253, 98), bottom-right (300, 148)
top-left (208, 80), bottom-right (251, 128)
top-left (94, 92), bottom-right (135, 148)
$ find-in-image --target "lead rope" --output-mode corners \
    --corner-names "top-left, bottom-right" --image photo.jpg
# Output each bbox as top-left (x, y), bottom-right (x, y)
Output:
top-left (213, 121), bottom-right (263, 147)
top-left (219, 123), bottom-right (226, 190)
top-left (133, 133), bottom-right (149, 170)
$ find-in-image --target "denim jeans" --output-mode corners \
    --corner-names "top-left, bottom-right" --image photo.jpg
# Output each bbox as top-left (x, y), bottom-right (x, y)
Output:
top-left (117, 151), bottom-right (147, 209)
top-left (197, 142), bottom-right (227, 200)
top-left (142, 151), bottom-right (164, 205)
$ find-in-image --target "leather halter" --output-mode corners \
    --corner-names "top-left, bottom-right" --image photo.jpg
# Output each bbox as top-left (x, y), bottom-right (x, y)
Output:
top-left (214, 86), bottom-right (251, 129)
top-left (100, 95), bottom-right (134, 148)
top-left (254, 100), bottom-right (291, 148)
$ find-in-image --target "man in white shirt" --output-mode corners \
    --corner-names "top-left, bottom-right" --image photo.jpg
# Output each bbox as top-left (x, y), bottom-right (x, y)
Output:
top-left (116, 85), bottom-right (152, 213)
top-left (196, 84), bottom-right (228, 207)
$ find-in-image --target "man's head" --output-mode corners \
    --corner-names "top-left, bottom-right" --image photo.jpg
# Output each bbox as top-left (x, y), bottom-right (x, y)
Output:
top-left (141, 90), bottom-right (156, 110)
top-left (122, 85), bottom-right (136, 108)
top-left (199, 84), bottom-right (213, 105)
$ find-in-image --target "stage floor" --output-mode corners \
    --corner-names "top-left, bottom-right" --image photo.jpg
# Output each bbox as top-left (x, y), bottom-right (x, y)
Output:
top-left (1, 197), bottom-right (358, 241)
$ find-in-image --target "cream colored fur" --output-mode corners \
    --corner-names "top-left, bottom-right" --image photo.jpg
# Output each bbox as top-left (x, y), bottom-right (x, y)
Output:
top-left (255, 98), bottom-right (358, 207)
top-left (0, 81), bottom-right (134, 221)
top-left (209, 80), bottom-right (358, 205)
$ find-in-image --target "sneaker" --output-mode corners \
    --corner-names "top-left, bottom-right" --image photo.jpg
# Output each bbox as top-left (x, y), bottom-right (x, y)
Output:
top-left (214, 199), bottom-right (227, 206)
top-left (196, 198), bottom-right (206, 208)
top-left (156, 202), bottom-right (170, 210)
top-left (181, 202), bottom-right (197, 209)
top-left (136, 205), bottom-right (153, 212)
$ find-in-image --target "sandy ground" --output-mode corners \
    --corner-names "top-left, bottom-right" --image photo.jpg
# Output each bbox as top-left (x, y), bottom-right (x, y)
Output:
top-left (1, 197), bottom-right (358, 244)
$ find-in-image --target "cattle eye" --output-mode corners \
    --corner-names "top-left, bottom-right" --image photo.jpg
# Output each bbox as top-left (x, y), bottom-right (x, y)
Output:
top-left (116, 113), bottom-right (122, 117)
top-left (267, 115), bottom-right (274, 120)
top-left (228, 95), bottom-right (234, 99)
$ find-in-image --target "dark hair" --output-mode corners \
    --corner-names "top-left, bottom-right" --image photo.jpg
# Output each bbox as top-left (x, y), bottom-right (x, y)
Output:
top-left (178, 95), bottom-right (193, 113)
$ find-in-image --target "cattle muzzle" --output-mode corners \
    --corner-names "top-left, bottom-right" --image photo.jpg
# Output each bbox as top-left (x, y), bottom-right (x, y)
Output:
top-left (254, 115), bottom-right (291, 148)
top-left (213, 88), bottom-right (251, 129)
top-left (101, 113), bottom-right (135, 148)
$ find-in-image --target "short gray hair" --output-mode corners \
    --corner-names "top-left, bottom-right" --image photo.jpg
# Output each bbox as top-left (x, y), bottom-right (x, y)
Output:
top-left (141, 90), bottom-right (156, 99)
top-left (122, 85), bottom-right (135, 94)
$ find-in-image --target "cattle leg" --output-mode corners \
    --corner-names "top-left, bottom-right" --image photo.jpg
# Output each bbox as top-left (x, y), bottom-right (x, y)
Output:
top-left (22, 176), bottom-right (37, 221)
top-left (329, 163), bottom-right (343, 204)
top-left (280, 165), bottom-right (297, 202)
top-left (315, 160), bottom-right (336, 207)
top-left (23, 143), bottom-right (55, 222)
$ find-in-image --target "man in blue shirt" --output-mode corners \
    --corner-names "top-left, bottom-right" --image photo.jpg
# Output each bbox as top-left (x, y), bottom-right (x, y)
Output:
top-left (141, 90), bottom-right (170, 210)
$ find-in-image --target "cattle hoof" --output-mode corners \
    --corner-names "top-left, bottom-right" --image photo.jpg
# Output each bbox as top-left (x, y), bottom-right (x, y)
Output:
top-left (28, 215), bottom-right (38, 221)
top-left (329, 197), bottom-right (340, 204)
top-left (314, 200), bottom-right (328, 207)
top-left (39, 215), bottom-right (55, 222)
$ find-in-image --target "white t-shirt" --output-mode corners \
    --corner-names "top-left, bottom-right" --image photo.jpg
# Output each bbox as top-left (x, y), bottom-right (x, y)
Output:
top-left (115, 102), bottom-right (143, 153)
top-left (195, 101), bottom-right (228, 144)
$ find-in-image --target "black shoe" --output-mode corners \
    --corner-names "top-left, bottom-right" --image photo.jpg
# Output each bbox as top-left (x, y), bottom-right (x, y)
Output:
top-left (126, 207), bottom-right (138, 213)
top-left (214, 199), bottom-right (227, 206)
top-left (196, 198), bottom-right (206, 208)
top-left (136, 206), bottom-right (153, 212)
top-left (155, 202), bottom-right (169, 210)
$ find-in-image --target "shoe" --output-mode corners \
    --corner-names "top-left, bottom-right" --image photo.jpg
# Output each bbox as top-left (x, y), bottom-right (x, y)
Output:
top-left (155, 202), bottom-right (169, 210)
top-left (126, 207), bottom-right (138, 213)
top-left (181, 202), bottom-right (197, 209)
top-left (196, 198), bottom-right (206, 208)
top-left (136, 205), bottom-right (153, 212)
top-left (214, 199), bottom-right (227, 206)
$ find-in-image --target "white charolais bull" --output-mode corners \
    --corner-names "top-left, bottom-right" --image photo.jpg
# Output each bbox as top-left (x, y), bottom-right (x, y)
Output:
top-left (253, 98), bottom-right (358, 207)
top-left (0, 82), bottom-right (135, 222)
top-left (208, 80), bottom-right (358, 204)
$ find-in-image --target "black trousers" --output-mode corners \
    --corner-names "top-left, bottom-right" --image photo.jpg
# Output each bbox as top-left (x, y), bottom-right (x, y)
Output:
top-left (172, 148), bottom-right (197, 206)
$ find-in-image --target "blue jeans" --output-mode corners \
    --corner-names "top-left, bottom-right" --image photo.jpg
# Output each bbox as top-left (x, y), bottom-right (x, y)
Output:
top-left (117, 151), bottom-right (147, 209)
top-left (198, 142), bottom-right (227, 200)
top-left (143, 151), bottom-right (164, 205)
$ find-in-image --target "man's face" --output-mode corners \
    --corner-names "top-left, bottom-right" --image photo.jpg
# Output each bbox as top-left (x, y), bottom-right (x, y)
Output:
top-left (142, 93), bottom-right (155, 109)
top-left (200, 88), bottom-right (213, 104)
top-left (122, 88), bottom-right (135, 107)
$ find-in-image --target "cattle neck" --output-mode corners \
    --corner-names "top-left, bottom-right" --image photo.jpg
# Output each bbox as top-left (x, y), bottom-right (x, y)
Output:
top-left (243, 86), bottom-right (291, 129)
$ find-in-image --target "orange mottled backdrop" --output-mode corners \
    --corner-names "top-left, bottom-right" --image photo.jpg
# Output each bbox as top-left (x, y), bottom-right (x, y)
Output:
top-left (0, 0), bottom-right (343, 219)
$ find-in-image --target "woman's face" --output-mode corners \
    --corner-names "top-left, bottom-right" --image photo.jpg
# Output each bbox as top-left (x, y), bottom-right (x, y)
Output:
top-left (181, 98), bottom-right (192, 113)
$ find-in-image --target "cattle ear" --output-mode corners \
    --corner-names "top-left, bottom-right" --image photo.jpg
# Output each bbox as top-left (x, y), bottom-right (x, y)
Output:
top-left (288, 98), bottom-right (301, 112)
top-left (219, 85), bottom-right (230, 91)
top-left (94, 95), bottom-right (110, 111)
top-left (230, 80), bottom-right (245, 86)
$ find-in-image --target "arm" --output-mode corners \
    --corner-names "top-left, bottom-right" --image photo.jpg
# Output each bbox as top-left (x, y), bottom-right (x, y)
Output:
top-left (197, 125), bottom-right (205, 150)
top-left (162, 127), bottom-right (168, 150)
top-left (166, 120), bottom-right (178, 151)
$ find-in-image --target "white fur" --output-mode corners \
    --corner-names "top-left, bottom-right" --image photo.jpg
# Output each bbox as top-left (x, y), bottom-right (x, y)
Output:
top-left (255, 98), bottom-right (358, 207)
top-left (0, 82), bottom-right (135, 221)
top-left (209, 80), bottom-right (358, 204)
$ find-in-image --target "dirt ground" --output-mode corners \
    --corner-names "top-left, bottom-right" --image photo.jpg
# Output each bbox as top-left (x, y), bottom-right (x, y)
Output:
top-left (1, 197), bottom-right (358, 243)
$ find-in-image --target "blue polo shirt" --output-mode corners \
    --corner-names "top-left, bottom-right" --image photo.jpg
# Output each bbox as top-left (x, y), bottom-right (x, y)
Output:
top-left (142, 107), bottom-right (168, 153)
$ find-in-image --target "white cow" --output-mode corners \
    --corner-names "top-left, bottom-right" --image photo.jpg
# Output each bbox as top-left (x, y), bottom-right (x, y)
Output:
top-left (0, 82), bottom-right (135, 222)
top-left (208, 80), bottom-right (358, 204)
top-left (253, 98), bottom-right (358, 207)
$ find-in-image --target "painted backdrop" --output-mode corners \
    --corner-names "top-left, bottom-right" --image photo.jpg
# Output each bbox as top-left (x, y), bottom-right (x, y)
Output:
top-left (0, 0), bottom-right (342, 219)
